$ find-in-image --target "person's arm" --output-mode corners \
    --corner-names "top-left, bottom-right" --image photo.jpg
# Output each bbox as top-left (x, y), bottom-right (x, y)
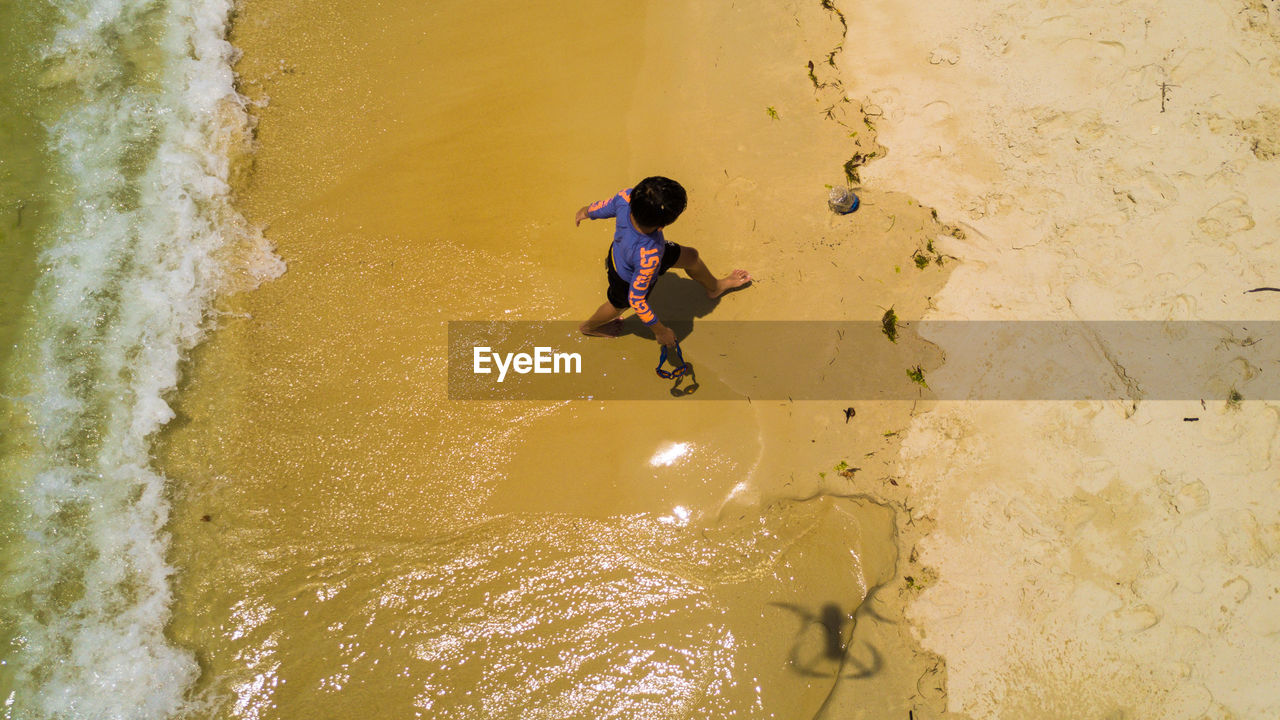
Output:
top-left (574, 189), bottom-right (630, 226)
top-left (628, 247), bottom-right (676, 346)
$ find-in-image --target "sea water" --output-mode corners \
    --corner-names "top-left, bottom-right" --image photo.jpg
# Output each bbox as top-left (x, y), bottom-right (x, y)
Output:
top-left (1, 0), bottom-right (911, 716)
top-left (0, 0), bottom-right (281, 716)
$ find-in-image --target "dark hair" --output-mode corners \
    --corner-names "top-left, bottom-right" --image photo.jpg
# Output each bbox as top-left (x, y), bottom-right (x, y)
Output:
top-left (630, 176), bottom-right (686, 228)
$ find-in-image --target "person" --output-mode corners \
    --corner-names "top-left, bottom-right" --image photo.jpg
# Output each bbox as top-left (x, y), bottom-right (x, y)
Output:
top-left (574, 176), bottom-right (751, 347)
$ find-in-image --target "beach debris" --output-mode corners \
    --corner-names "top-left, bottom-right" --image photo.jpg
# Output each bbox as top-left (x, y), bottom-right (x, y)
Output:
top-left (819, 0), bottom-right (847, 33)
top-left (835, 460), bottom-right (859, 478)
top-left (766, 106), bottom-right (780, 120)
top-left (844, 407), bottom-right (856, 423)
top-left (843, 151), bottom-right (877, 184)
top-left (1159, 81), bottom-right (1177, 112)
top-left (807, 61), bottom-right (824, 89)
top-left (828, 187), bottom-right (860, 214)
top-left (881, 307), bottom-right (898, 342)
top-left (1245, 286), bottom-right (1280, 293)
top-left (1184, 417), bottom-right (1199, 422)
top-left (1228, 388), bottom-right (1243, 408)
top-left (907, 366), bottom-right (928, 389)
top-left (913, 238), bottom-right (946, 269)
top-left (201, 514), bottom-right (212, 522)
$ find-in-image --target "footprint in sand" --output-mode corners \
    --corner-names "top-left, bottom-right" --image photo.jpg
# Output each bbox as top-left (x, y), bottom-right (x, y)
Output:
top-left (1222, 575), bottom-right (1251, 604)
top-left (979, 25), bottom-right (1009, 55)
top-left (1102, 604), bottom-right (1161, 637)
top-left (1108, 166), bottom-right (1179, 211)
top-left (1161, 293), bottom-right (1198, 324)
top-left (1173, 480), bottom-right (1210, 515)
top-left (1054, 37), bottom-right (1126, 79)
top-left (920, 100), bottom-right (952, 127)
top-left (1195, 196), bottom-right (1255, 238)
top-left (1216, 510), bottom-right (1277, 566)
top-left (1118, 261), bottom-right (1144, 279)
top-left (928, 44), bottom-right (960, 66)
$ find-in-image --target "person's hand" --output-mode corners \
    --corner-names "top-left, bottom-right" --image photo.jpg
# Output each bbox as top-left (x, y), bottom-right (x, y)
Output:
top-left (574, 206), bottom-right (590, 226)
top-left (653, 324), bottom-right (676, 347)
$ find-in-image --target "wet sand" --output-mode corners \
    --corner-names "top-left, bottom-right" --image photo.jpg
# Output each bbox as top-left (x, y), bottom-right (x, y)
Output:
top-left (162, 0), bottom-right (958, 717)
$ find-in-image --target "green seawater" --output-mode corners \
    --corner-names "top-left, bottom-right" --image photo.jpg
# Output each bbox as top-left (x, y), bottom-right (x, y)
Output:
top-left (0, 0), bottom-right (55, 391)
top-left (0, 1), bottom-right (58, 709)
top-left (0, 4), bottom-right (43, 712)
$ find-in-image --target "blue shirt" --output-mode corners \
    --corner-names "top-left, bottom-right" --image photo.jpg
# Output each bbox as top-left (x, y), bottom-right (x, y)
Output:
top-left (586, 188), bottom-right (667, 325)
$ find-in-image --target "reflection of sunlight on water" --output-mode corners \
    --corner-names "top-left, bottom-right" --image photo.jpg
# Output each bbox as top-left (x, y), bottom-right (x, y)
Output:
top-left (659, 505), bottom-right (692, 526)
top-left (227, 599), bottom-right (283, 718)
top-left (649, 442), bottom-right (692, 467)
top-left (232, 661), bottom-right (281, 720)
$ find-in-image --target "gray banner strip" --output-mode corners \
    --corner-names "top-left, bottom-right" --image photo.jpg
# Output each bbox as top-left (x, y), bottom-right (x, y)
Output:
top-left (447, 321), bottom-right (1278, 401)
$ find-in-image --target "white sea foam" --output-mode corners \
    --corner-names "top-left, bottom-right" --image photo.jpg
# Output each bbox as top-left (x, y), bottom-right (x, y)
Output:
top-left (2, 0), bottom-right (281, 717)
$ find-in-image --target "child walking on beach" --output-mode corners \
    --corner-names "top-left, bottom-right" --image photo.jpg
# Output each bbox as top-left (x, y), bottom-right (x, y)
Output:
top-left (575, 176), bottom-right (751, 347)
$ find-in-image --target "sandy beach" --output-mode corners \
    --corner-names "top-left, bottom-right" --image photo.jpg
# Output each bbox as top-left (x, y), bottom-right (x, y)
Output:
top-left (846, 0), bottom-right (1280, 717)
top-left (11, 0), bottom-right (1258, 716)
top-left (2, 0), bottom-right (1277, 715)
top-left (157, 1), bottom-right (959, 718)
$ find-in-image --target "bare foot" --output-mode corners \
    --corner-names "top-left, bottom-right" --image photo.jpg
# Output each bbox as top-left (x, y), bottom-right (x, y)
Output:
top-left (708, 269), bottom-right (752, 299)
top-left (580, 318), bottom-right (623, 337)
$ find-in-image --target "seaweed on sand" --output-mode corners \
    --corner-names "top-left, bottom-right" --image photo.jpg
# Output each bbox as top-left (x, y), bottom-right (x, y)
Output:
top-left (907, 366), bottom-right (928, 389)
top-left (881, 307), bottom-right (898, 342)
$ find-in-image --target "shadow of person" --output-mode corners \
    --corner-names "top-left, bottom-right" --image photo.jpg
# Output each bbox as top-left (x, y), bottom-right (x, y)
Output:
top-left (614, 275), bottom-right (728, 342)
top-left (611, 275), bottom-right (750, 395)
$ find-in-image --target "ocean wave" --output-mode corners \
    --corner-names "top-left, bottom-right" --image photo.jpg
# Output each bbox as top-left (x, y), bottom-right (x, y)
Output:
top-left (1, 0), bottom-right (282, 717)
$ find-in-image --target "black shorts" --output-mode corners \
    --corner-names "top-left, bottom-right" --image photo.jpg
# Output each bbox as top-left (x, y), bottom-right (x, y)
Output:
top-left (606, 242), bottom-right (682, 309)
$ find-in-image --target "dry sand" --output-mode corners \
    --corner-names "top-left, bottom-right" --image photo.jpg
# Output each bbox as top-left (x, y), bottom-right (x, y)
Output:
top-left (160, 0), bottom-right (967, 718)
top-left (844, 0), bottom-right (1280, 717)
